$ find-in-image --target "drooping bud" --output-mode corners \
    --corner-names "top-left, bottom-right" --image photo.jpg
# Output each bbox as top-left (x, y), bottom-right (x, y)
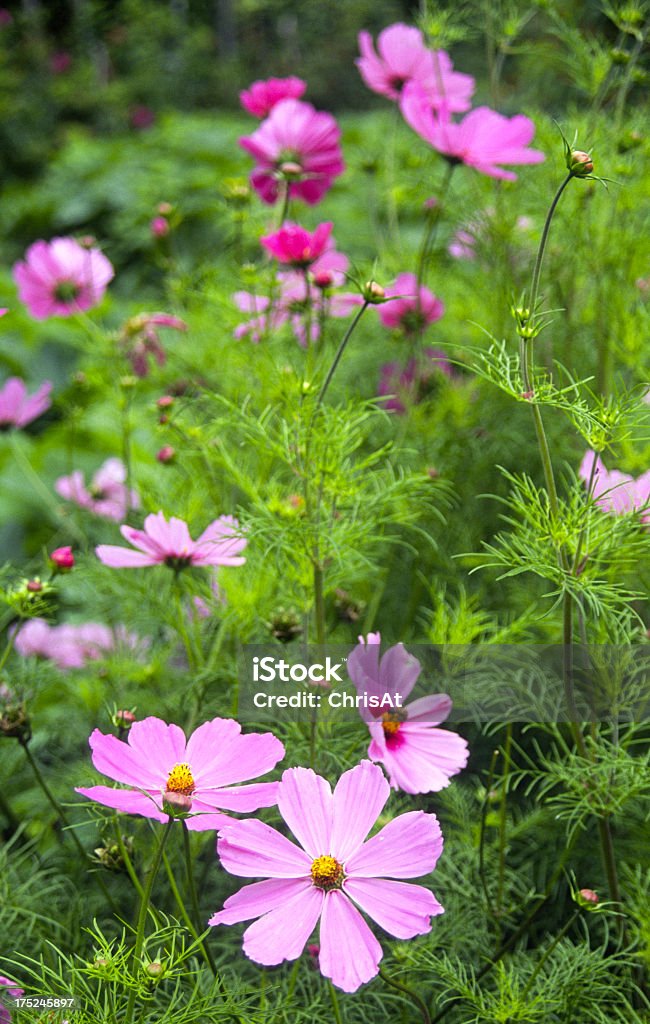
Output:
top-left (50, 546), bottom-right (75, 572)
top-left (568, 150), bottom-right (594, 177)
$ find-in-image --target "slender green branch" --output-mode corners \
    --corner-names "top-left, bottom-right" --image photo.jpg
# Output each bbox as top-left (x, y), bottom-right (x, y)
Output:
top-left (328, 980), bottom-right (344, 1024)
top-left (182, 823), bottom-right (220, 977)
top-left (380, 967), bottom-right (431, 1024)
top-left (315, 301), bottom-right (370, 411)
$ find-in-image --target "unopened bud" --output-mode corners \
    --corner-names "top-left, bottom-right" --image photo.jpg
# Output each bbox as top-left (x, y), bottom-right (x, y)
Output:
top-left (363, 281), bottom-right (385, 303)
top-left (157, 395), bottom-right (174, 409)
top-left (162, 789), bottom-right (192, 817)
top-left (279, 160), bottom-right (303, 177)
top-left (113, 708), bottom-right (136, 730)
top-left (312, 270), bottom-right (334, 289)
top-left (50, 546), bottom-right (75, 572)
top-left (156, 445), bottom-right (176, 464)
top-left (576, 887), bottom-right (600, 908)
top-left (157, 202), bottom-right (173, 216)
top-left (569, 150), bottom-right (594, 176)
top-left (145, 961), bottom-right (165, 979)
top-left (26, 579), bottom-right (43, 593)
top-left (150, 216), bottom-right (169, 238)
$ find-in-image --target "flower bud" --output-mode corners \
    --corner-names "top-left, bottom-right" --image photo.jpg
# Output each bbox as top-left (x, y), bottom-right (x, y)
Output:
top-left (162, 789), bottom-right (192, 817)
top-left (157, 395), bottom-right (174, 409)
top-left (50, 546), bottom-right (75, 572)
top-left (150, 216), bottom-right (169, 238)
top-left (312, 270), bottom-right (334, 289)
top-left (568, 150), bottom-right (594, 176)
top-left (0, 699), bottom-right (31, 742)
top-left (156, 445), bottom-right (176, 464)
top-left (144, 961), bottom-right (165, 979)
top-left (112, 708), bottom-right (136, 730)
top-left (26, 579), bottom-right (43, 593)
top-left (577, 887), bottom-right (600, 907)
top-left (157, 202), bottom-right (173, 216)
top-left (362, 281), bottom-right (385, 303)
top-left (279, 160), bottom-right (303, 178)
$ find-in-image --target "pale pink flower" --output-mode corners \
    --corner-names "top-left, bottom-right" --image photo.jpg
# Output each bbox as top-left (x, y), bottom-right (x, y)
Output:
top-left (378, 347), bottom-right (453, 413)
top-left (240, 76), bottom-right (307, 117)
top-left (448, 228), bottom-right (477, 260)
top-left (0, 976), bottom-right (23, 1024)
top-left (0, 377), bottom-right (52, 430)
top-left (400, 82), bottom-right (545, 181)
top-left (96, 511), bottom-right (247, 569)
top-left (580, 451), bottom-right (650, 522)
top-left (234, 274), bottom-right (361, 347)
top-left (13, 238), bottom-right (114, 320)
top-left (120, 312), bottom-right (187, 377)
top-left (379, 272), bottom-right (444, 334)
top-left (55, 457), bottom-right (139, 521)
top-left (76, 716), bottom-right (284, 831)
top-left (239, 99), bottom-right (344, 205)
top-left (13, 618), bottom-right (140, 669)
top-left (210, 760), bottom-right (444, 991)
top-left (357, 24), bottom-right (474, 112)
top-left (347, 634), bottom-right (469, 794)
top-left (261, 222), bottom-right (333, 268)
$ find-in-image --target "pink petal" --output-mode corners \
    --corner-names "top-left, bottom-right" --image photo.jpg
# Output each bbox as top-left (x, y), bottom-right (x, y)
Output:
top-left (277, 766), bottom-right (333, 858)
top-left (200, 781), bottom-right (279, 812)
top-left (371, 724), bottom-right (469, 793)
top-left (95, 544), bottom-right (158, 567)
top-left (210, 877), bottom-right (311, 926)
top-left (241, 884), bottom-right (323, 965)
top-left (127, 717), bottom-right (187, 768)
top-left (75, 785), bottom-right (168, 822)
top-left (217, 819), bottom-right (312, 877)
top-left (186, 718), bottom-right (284, 788)
top-left (319, 890), bottom-right (382, 992)
top-left (87, 728), bottom-right (164, 788)
top-left (346, 810), bottom-right (443, 878)
top-left (406, 694), bottom-right (453, 723)
top-left (330, 760), bottom-right (389, 862)
top-left (344, 877), bottom-right (443, 938)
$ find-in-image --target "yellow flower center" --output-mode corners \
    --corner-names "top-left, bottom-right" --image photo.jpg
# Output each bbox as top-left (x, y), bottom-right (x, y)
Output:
top-left (310, 854), bottom-right (344, 891)
top-left (382, 711), bottom-right (403, 738)
top-left (166, 762), bottom-right (195, 795)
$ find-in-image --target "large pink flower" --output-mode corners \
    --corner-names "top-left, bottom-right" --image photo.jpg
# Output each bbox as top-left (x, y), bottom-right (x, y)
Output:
top-left (239, 99), bottom-right (344, 205)
top-left (400, 82), bottom-right (545, 181)
top-left (13, 237), bottom-right (114, 319)
top-left (379, 272), bottom-right (444, 334)
top-left (0, 976), bottom-right (23, 1024)
top-left (260, 222), bottom-right (333, 268)
top-left (0, 377), bottom-right (52, 430)
top-left (96, 511), bottom-right (247, 570)
top-left (76, 716), bottom-right (284, 831)
top-left (210, 760), bottom-right (443, 991)
top-left (240, 76), bottom-right (307, 117)
top-left (357, 23), bottom-right (474, 112)
top-left (580, 451), bottom-right (650, 522)
top-left (13, 618), bottom-right (143, 669)
top-left (347, 634), bottom-right (468, 794)
top-left (56, 457), bottom-right (139, 520)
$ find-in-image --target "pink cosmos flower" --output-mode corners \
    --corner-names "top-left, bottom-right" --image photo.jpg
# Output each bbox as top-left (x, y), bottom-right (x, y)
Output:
top-left (378, 347), bottom-right (453, 413)
top-left (76, 716), bottom-right (284, 831)
top-left (13, 618), bottom-right (141, 670)
top-left (0, 377), bottom-right (52, 430)
top-left (261, 222), bottom-right (333, 268)
top-left (119, 312), bottom-right (187, 377)
top-left (357, 23), bottom-right (474, 112)
top-left (580, 451), bottom-right (650, 522)
top-left (13, 238), bottom-right (114, 320)
top-left (379, 272), bottom-right (444, 334)
top-left (96, 511), bottom-right (247, 570)
top-left (239, 99), bottom-right (344, 205)
top-left (400, 82), bottom-right (545, 181)
top-left (210, 760), bottom-right (444, 991)
top-left (55, 457), bottom-right (139, 521)
top-left (240, 76), bottom-right (307, 117)
top-left (0, 976), bottom-right (23, 1024)
top-left (347, 634), bottom-right (469, 794)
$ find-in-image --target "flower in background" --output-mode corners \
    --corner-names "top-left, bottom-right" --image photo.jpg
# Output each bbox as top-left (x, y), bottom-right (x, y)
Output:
top-left (0, 378), bottom-right (52, 430)
top-left (234, 276), bottom-right (361, 347)
top-left (119, 312), bottom-right (187, 377)
top-left (378, 347), bottom-right (453, 413)
top-left (13, 618), bottom-right (142, 670)
top-left (347, 634), bottom-right (468, 793)
top-left (76, 716), bottom-right (284, 831)
top-left (240, 76), bottom-right (307, 117)
top-left (210, 760), bottom-right (444, 991)
top-left (55, 457), bottom-right (139, 521)
top-left (130, 105), bottom-right (155, 130)
top-left (379, 272), bottom-right (444, 335)
top-left (150, 216), bottom-right (169, 238)
top-left (239, 99), bottom-right (344, 205)
top-left (50, 546), bottom-right (75, 572)
top-left (400, 83), bottom-right (545, 181)
top-left (357, 23), bottom-right (474, 112)
top-left (580, 451), bottom-right (650, 522)
top-left (13, 237), bottom-right (114, 320)
top-left (448, 228), bottom-right (477, 261)
top-left (96, 511), bottom-right (247, 570)
top-left (0, 976), bottom-right (23, 1024)
top-left (261, 222), bottom-right (333, 268)
top-left (50, 51), bottom-right (72, 74)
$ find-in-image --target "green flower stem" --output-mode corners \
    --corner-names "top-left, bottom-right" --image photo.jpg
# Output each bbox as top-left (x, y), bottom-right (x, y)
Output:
top-left (162, 847), bottom-right (219, 979)
top-left (315, 300), bottom-right (370, 411)
top-left (182, 823), bottom-right (220, 977)
top-left (18, 737), bottom-right (120, 916)
top-left (496, 722), bottom-right (512, 941)
top-left (478, 748), bottom-right (499, 922)
top-left (276, 179), bottom-right (291, 228)
top-left (416, 161), bottom-right (455, 295)
top-left (328, 979), bottom-right (344, 1024)
top-left (379, 968), bottom-right (431, 1024)
top-left (520, 909), bottom-right (580, 1000)
top-left (0, 631), bottom-right (16, 674)
top-left (528, 172), bottom-right (573, 323)
top-left (113, 816), bottom-right (144, 901)
top-left (125, 817), bottom-right (174, 1024)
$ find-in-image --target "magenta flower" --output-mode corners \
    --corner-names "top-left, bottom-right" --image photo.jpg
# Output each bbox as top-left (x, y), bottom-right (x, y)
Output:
top-left (119, 312), bottom-right (187, 377)
top-left (210, 760), bottom-right (444, 991)
top-left (400, 82), bottom-right (545, 181)
top-left (0, 377), bottom-right (52, 430)
top-left (261, 222), bottom-right (333, 268)
top-left (357, 23), bottom-right (474, 112)
top-left (13, 618), bottom-right (141, 670)
top-left (378, 347), bottom-right (453, 413)
top-left (347, 634), bottom-right (468, 794)
top-left (13, 237), bottom-right (114, 320)
top-left (0, 976), bottom-right (23, 1024)
top-left (239, 99), bottom-right (344, 205)
top-left (96, 511), bottom-right (247, 570)
top-left (76, 716), bottom-right (284, 831)
top-left (240, 76), bottom-right (307, 117)
top-left (379, 272), bottom-right (444, 335)
top-left (580, 451), bottom-right (650, 522)
top-left (55, 457), bottom-right (139, 521)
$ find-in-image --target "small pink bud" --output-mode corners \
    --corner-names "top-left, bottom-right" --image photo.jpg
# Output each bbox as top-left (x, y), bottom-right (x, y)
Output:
top-left (569, 150), bottom-right (594, 176)
top-left (363, 281), bottom-right (385, 303)
top-left (157, 202), bottom-right (173, 216)
top-left (313, 270), bottom-right (334, 289)
top-left (521, 390), bottom-right (535, 400)
top-left (162, 790), bottom-right (192, 817)
top-left (145, 961), bottom-right (164, 979)
top-left (156, 445), bottom-right (176, 464)
top-left (578, 888), bottom-right (599, 905)
top-left (156, 395), bottom-right (174, 409)
top-left (50, 546), bottom-right (75, 571)
top-left (26, 579), bottom-right (43, 593)
top-left (150, 216), bottom-right (169, 238)
top-left (114, 709), bottom-right (136, 729)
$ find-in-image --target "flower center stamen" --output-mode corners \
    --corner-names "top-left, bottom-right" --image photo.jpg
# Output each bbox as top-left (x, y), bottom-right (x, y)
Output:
top-left (382, 710), bottom-right (406, 738)
top-left (166, 762), bottom-right (195, 795)
top-left (310, 854), bottom-right (344, 891)
top-left (53, 281), bottom-right (82, 303)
